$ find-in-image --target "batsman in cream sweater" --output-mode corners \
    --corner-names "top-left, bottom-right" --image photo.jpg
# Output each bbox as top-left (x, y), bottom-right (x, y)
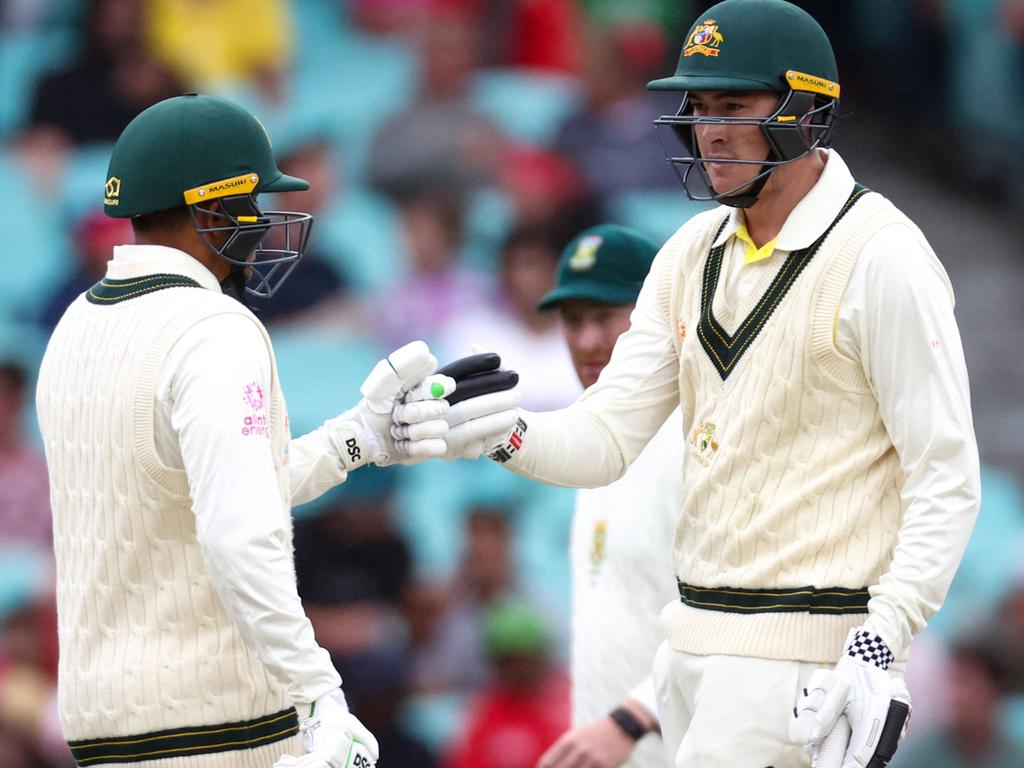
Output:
top-left (444, 2), bottom-right (981, 767)
top-left (35, 95), bottom-right (518, 768)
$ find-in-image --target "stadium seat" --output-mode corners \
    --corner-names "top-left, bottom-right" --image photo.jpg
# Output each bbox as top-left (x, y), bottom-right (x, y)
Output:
top-left (608, 189), bottom-right (713, 246)
top-left (60, 144), bottom-right (115, 220)
top-left (0, 29), bottom-right (75, 139)
top-left (925, 467), bottom-right (1024, 639)
top-left (469, 69), bottom-right (582, 147)
top-left (0, 149), bottom-right (72, 322)
top-left (313, 190), bottom-right (404, 293)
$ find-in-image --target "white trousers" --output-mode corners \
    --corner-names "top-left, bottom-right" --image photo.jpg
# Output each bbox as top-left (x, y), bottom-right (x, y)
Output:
top-left (652, 641), bottom-right (818, 768)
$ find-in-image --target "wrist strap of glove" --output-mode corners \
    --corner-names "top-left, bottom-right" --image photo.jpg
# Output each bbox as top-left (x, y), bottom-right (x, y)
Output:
top-left (486, 416), bottom-right (528, 464)
top-left (608, 707), bottom-right (647, 742)
top-left (846, 629), bottom-right (894, 671)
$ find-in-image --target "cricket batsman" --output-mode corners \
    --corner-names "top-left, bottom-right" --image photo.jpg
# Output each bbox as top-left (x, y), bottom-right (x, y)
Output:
top-left (443, 1), bottom-right (982, 766)
top-left (35, 94), bottom-right (515, 768)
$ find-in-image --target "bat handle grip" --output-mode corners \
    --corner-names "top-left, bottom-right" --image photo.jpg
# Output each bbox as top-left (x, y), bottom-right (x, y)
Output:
top-left (814, 715), bottom-right (850, 768)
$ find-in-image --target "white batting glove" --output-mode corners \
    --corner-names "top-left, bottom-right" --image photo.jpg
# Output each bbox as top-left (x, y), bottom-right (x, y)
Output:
top-left (324, 341), bottom-right (455, 469)
top-left (434, 350), bottom-right (521, 461)
top-left (273, 689), bottom-right (378, 768)
top-left (790, 628), bottom-right (912, 768)
top-left (445, 389), bottom-right (522, 460)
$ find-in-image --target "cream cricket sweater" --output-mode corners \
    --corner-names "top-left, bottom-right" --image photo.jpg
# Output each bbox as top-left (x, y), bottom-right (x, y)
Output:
top-left (37, 273), bottom-right (299, 767)
top-left (654, 186), bottom-right (904, 662)
top-left (500, 160), bottom-right (979, 664)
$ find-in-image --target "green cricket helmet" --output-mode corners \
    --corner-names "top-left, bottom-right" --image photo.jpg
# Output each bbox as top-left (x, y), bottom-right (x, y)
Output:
top-left (105, 93), bottom-right (313, 298)
top-left (647, 0), bottom-right (840, 208)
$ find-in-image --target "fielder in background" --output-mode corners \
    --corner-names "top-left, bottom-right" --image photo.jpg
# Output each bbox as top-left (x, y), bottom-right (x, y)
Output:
top-left (445, 1), bottom-right (981, 766)
top-left (535, 224), bottom-right (681, 768)
top-left (35, 94), bottom-right (505, 768)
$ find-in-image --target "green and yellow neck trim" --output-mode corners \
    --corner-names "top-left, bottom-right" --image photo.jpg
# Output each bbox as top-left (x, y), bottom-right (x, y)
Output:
top-left (697, 184), bottom-right (869, 379)
top-left (86, 274), bottom-right (203, 305)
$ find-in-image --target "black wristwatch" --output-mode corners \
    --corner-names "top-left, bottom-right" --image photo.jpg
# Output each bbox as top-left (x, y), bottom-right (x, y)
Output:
top-left (608, 706), bottom-right (648, 741)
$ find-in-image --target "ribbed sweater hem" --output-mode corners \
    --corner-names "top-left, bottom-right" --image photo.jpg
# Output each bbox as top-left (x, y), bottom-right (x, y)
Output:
top-left (660, 601), bottom-right (909, 664)
top-left (71, 734), bottom-right (301, 768)
top-left (72, 733), bottom-right (299, 768)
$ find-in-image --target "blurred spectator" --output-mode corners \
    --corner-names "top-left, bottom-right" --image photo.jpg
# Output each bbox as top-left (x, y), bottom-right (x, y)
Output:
top-left (493, 0), bottom-right (583, 73)
top-left (892, 639), bottom-right (1024, 768)
top-left (498, 146), bottom-right (605, 247)
top-left (553, 21), bottom-right (680, 199)
top-left (248, 139), bottom-right (350, 326)
top-left (410, 508), bottom-right (521, 697)
top-left (370, 188), bottom-right (490, 350)
top-left (441, 226), bottom-right (581, 411)
top-left (295, 467), bottom-right (411, 609)
top-left (294, 467), bottom-right (412, 678)
top-left (367, 7), bottom-right (504, 198)
top-left (0, 594), bottom-right (62, 767)
top-left (0, 0), bottom-right (58, 31)
top-left (144, 0), bottom-right (293, 91)
top-left (442, 600), bottom-right (570, 768)
top-left (38, 211), bottom-right (133, 330)
top-left (27, 0), bottom-right (181, 145)
top-left (988, 583), bottom-right (1024, 692)
top-left (0, 363), bottom-right (50, 551)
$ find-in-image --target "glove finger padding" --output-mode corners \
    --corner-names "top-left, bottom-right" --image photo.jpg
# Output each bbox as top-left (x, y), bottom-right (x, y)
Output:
top-left (403, 374), bottom-right (456, 404)
top-left (790, 668), bottom-right (850, 746)
top-left (844, 677), bottom-right (910, 768)
top-left (447, 389), bottom-right (522, 428)
top-left (436, 351), bottom-right (521, 406)
top-left (392, 398), bottom-right (450, 426)
top-left (447, 370), bottom-right (519, 406)
top-left (448, 410), bottom-right (519, 446)
top-left (360, 341), bottom-right (438, 413)
top-left (436, 352), bottom-right (501, 382)
top-left (389, 376), bottom-right (452, 464)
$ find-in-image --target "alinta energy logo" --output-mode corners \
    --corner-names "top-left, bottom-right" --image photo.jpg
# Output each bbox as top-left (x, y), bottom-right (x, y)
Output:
top-left (241, 381), bottom-right (269, 438)
top-left (684, 19), bottom-right (724, 57)
top-left (104, 177), bottom-right (121, 206)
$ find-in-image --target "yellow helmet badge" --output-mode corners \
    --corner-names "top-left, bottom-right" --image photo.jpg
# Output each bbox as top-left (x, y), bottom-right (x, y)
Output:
top-left (685, 19), bottom-right (724, 58)
top-left (568, 234), bottom-right (603, 271)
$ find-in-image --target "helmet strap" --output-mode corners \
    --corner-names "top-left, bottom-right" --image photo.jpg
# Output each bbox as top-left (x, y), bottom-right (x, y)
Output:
top-left (712, 169), bottom-right (772, 209)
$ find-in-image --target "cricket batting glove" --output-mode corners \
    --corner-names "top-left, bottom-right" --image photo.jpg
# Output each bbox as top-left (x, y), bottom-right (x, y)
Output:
top-left (436, 352), bottom-right (521, 461)
top-left (325, 341), bottom-right (455, 469)
top-left (273, 689), bottom-right (378, 768)
top-left (790, 628), bottom-right (912, 768)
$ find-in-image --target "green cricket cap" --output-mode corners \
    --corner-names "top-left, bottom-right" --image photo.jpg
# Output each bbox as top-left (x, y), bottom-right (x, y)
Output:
top-left (482, 600), bottom-right (549, 659)
top-left (104, 93), bottom-right (308, 218)
top-left (647, 0), bottom-right (839, 96)
top-left (538, 224), bottom-right (658, 310)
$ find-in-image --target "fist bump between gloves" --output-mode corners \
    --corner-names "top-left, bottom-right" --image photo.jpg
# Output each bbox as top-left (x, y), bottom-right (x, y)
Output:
top-left (436, 352), bottom-right (522, 461)
top-left (323, 341), bottom-right (455, 469)
top-left (274, 689), bottom-right (378, 768)
top-left (790, 628), bottom-right (912, 768)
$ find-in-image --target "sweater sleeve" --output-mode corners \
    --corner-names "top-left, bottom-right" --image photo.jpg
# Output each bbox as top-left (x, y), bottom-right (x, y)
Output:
top-left (167, 314), bottom-right (341, 703)
top-left (500, 247), bottom-right (682, 488)
top-left (839, 223), bottom-right (981, 656)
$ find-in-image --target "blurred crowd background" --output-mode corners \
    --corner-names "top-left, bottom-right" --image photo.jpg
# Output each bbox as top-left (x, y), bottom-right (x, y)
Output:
top-left (1, 1), bottom-right (1023, 767)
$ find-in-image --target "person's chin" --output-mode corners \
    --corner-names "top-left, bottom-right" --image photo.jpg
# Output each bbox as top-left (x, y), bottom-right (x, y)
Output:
top-left (714, 175), bottom-right (762, 197)
top-left (579, 364), bottom-right (606, 388)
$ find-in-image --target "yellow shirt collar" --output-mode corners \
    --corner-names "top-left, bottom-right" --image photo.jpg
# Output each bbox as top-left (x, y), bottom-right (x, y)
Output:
top-left (711, 149), bottom-right (857, 253)
top-left (735, 223), bottom-right (778, 264)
